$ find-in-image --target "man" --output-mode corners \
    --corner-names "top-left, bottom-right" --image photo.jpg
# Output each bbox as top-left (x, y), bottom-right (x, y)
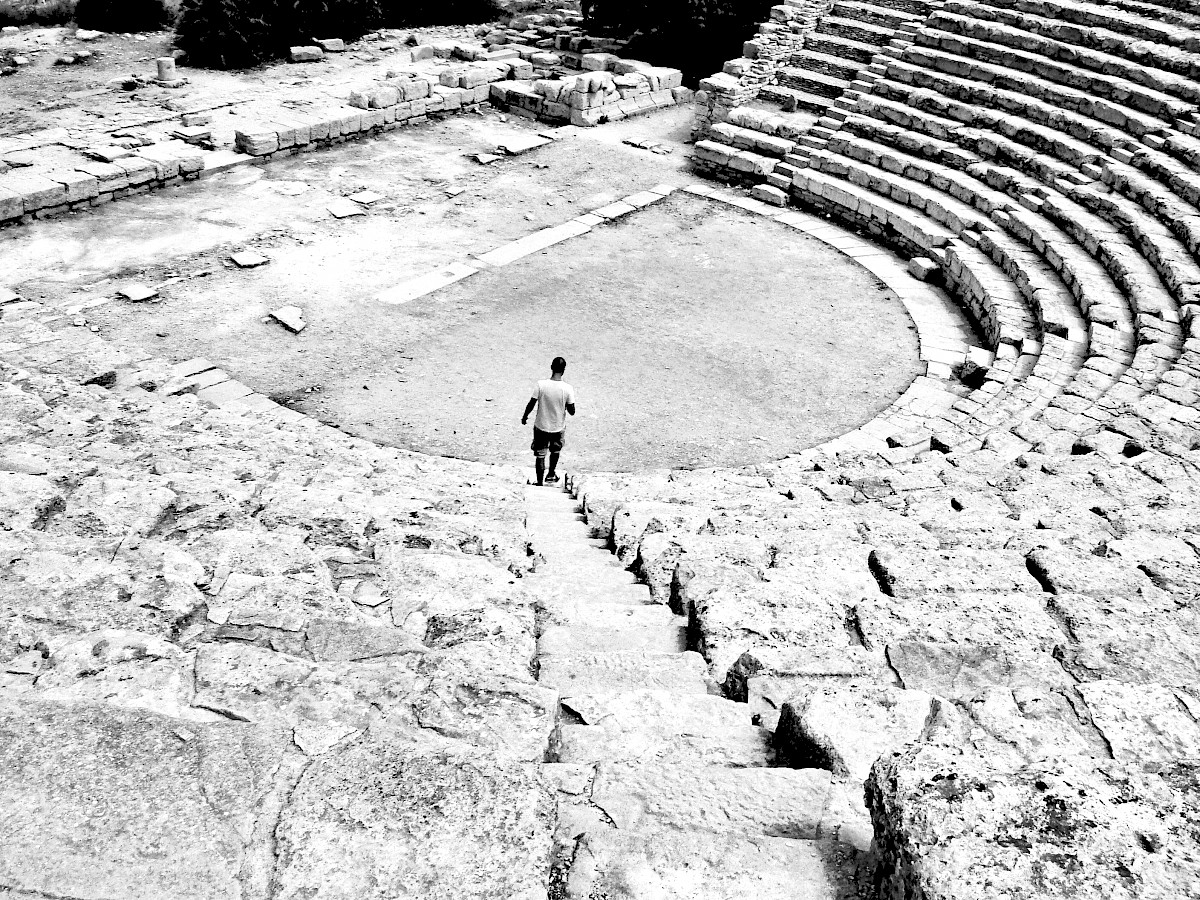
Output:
top-left (521, 356), bottom-right (576, 486)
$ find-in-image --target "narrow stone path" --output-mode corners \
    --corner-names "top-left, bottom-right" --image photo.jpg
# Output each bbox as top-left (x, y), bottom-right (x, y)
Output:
top-left (524, 483), bottom-right (864, 900)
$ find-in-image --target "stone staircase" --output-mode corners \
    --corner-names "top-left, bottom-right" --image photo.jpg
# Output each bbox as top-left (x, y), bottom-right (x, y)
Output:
top-left (776, 0), bottom-right (936, 114)
top-left (526, 484), bottom-right (867, 899)
top-left (692, 0), bottom-right (939, 185)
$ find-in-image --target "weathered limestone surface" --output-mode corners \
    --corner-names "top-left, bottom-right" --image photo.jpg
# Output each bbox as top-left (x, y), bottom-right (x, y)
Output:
top-left (6, 0), bottom-right (1200, 891)
top-left (0, 697), bottom-right (288, 900)
top-left (867, 743), bottom-right (1200, 900)
top-left (275, 743), bottom-right (554, 900)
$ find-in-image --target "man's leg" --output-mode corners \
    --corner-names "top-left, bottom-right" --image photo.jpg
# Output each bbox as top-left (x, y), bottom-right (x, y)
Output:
top-left (545, 432), bottom-right (563, 484)
top-left (532, 428), bottom-right (546, 485)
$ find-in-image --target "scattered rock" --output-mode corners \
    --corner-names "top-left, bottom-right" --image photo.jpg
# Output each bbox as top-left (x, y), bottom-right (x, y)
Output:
top-left (83, 145), bottom-right (132, 163)
top-left (230, 251), bottom-right (269, 269)
top-left (270, 306), bottom-right (307, 333)
top-left (289, 45), bottom-right (324, 63)
top-left (495, 134), bottom-right (551, 156)
top-left (326, 197), bottom-right (366, 218)
top-left (347, 190), bottom-right (384, 206)
top-left (181, 112), bottom-right (211, 127)
top-left (116, 283), bottom-right (158, 302)
top-left (908, 257), bottom-right (939, 281)
top-left (314, 38), bottom-right (345, 52)
top-left (75, 29), bottom-right (104, 41)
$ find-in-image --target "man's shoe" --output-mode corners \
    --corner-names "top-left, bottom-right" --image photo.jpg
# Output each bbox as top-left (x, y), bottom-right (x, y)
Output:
top-left (545, 474), bottom-right (560, 485)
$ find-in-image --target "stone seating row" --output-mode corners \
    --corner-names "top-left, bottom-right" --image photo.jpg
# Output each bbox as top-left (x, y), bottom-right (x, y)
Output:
top-left (851, 76), bottom-right (1194, 332)
top-left (944, 0), bottom-right (1200, 74)
top-left (922, 14), bottom-right (1200, 109)
top-left (799, 142), bottom-right (1101, 442)
top-left (843, 97), bottom-right (1185, 429)
top-left (788, 153), bottom-right (1147, 449)
top-left (889, 39), bottom-right (1200, 222)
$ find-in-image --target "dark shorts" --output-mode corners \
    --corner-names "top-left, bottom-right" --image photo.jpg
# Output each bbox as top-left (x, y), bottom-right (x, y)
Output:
top-left (531, 427), bottom-right (565, 456)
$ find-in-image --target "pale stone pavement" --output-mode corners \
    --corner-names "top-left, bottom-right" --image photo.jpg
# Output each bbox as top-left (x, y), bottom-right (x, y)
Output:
top-left (523, 482), bottom-right (865, 900)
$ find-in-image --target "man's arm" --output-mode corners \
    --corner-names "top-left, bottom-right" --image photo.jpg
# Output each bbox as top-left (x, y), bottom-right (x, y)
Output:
top-left (521, 397), bottom-right (537, 425)
top-left (566, 402), bottom-right (576, 416)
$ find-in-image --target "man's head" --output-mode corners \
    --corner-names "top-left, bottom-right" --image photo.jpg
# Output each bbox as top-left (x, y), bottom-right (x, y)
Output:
top-left (551, 357), bottom-right (567, 375)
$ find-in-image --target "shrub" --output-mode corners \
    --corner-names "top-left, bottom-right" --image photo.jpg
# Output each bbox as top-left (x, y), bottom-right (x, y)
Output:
top-left (276, 0), bottom-right (386, 45)
top-left (0, 0), bottom-right (77, 26)
top-left (378, 0), bottom-right (502, 28)
top-left (74, 0), bottom-right (172, 30)
top-left (174, 0), bottom-right (278, 68)
top-left (585, 0), bottom-right (775, 84)
top-left (174, 0), bottom-right (504, 69)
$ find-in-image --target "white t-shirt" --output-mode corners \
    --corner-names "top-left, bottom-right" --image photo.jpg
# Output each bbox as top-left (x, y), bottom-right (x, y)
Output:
top-left (531, 379), bottom-right (575, 432)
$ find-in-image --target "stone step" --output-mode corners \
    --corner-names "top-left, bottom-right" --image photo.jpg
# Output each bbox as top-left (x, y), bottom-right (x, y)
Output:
top-left (558, 722), bottom-right (776, 766)
top-left (707, 121), bottom-right (797, 158)
top-left (525, 574), bottom-right (654, 607)
top-left (557, 688), bottom-right (757, 730)
top-left (537, 650), bottom-right (710, 696)
top-left (802, 31), bottom-right (881, 65)
top-left (538, 621), bottom-right (687, 655)
top-left (777, 66), bottom-right (852, 99)
top-left (760, 84), bottom-right (838, 114)
top-left (559, 829), bottom-right (860, 900)
top-left (543, 602), bottom-right (678, 629)
top-left (832, 0), bottom-right (924, 29)
top-left (816, 14), bottom-right (896, 46)
top-left (723, 105), bottom-right (816, 142)
top-left (584, 760), bottom-right (832, 839)
top-left (787, 48), bottom-right (865, 81)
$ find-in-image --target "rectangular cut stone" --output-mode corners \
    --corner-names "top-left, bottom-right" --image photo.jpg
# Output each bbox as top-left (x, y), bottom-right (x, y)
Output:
top-left (114, 157), bottom-right (158, 185)
top-left (47, 169), bottom-right (99, 202)
top-left (4, 172), bottom-right (68, 211)
top-left (589, 761), bottom-right (831, 837)
top-left (537, 651), bottom-right (708, 697)
top-left (475, 220), bottom-right (591, 267)
top-left (376, 261), bottom-right (479, 305)
top-left (0, 698), bottom-right (285, 900)
top-left (197, 380), bottom-right (253, 405)
top-left (235, 128), bottom-right (279, 156)
top-left (0, 186), bottom-right (22, 220)
top-left (171, 358), bottom-right (216, 378)
top-left (591, 201), bottom-right (636, 219)
top-left (565, 831), bottom-right (855, 899)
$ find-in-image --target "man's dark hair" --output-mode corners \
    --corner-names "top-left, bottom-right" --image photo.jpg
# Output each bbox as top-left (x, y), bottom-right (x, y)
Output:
top-left (551, 357), bottom-right (567, 374)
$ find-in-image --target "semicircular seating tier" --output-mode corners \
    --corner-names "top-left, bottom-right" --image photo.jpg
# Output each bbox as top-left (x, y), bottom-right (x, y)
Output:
top-left (695, 0), bottom-right (1200, 462)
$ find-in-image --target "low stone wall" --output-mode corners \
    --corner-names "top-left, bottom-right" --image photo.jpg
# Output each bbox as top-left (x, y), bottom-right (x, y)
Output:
top-left (692, 0), bottom-right (833, 138)
top-left (490, 61), bottom-right (690, 127)
top-left (0, 141), bottom-right (206, 227)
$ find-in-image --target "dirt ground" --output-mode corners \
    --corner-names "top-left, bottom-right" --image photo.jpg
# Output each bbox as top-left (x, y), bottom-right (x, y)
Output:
top-left (3, 104), bottom-right (919, 472)
top-left (0, 22), bottom-right (481, 137)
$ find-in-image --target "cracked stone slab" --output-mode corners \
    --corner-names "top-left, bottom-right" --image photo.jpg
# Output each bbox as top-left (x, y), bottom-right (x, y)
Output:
top-left (0, 696), bottom-right (287, 900)
top-left (588, 760), bottom-right (832, 839)
top-left (777, 685), bottom-right (938, 782)
top-left (868, 743), bottom-right (1200, 899)
top-left (1081, 680), bottom-right (1200, 767)
top-left (275, 742), bottom-right (554, 900)
top-left (562, 829), bottom-right (863, 900)
top-left (537, 650), bottom-right (710, 697)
